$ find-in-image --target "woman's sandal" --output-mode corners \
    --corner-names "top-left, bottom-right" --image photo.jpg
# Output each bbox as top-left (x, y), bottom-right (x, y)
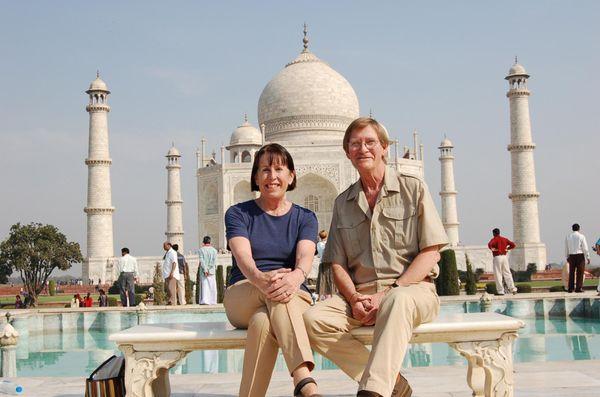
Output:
top-left (294, 377), bottom-right (323, 397)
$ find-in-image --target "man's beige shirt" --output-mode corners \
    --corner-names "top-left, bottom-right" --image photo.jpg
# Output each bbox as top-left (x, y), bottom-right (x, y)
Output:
top-left (322, 168), bottom-right (448, 285)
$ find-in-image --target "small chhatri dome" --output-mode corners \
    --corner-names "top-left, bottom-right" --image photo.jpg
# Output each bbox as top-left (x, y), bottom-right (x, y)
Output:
top-left (229, 116), bottom-right (262, 147)
top-left (167, 144), bottom-right (181, 157)
top-left (88, 71), bottom-right (110, 92)
top-left (506, 58), bottom-right (529, 79)
top-left (439, 136), bottom-right (453, 148)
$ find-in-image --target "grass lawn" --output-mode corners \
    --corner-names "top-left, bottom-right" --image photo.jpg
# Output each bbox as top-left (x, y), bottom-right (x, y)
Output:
top-left (0, 294), bottom-right (120, 305)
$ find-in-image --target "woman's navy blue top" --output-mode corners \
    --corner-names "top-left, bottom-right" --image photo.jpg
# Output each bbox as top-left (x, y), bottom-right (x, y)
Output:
top-left (225, 200), bottom-right (318, 288)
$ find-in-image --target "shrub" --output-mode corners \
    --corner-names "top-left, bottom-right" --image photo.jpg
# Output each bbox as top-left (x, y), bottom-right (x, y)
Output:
top-left (216, 265), bottom-right (225, 303)
top-left (465, 255), bottom-right (477, 295)
top-left (226, 266), bottom-right (232, 288)
top-left (108, 281), bottom-right (120, 295)
top-left (134, 293), bottom-right (145, 306)
top-left (474, 268), bottom-right (485, 282)
top-left (134, 284), bottom-right (150, 294)
top-left (152, 263), bottom-right (167, 305)
top-left (185, 264), bottom-right (193, 305)
top-left (195, 263), bottom-right (201, 304)
top-left (108, 297), bottom-right (118, 307)
top-left (485, 282), bottom-right (498, 295)
top-left (48, 280), bottom-right (57, 296)
top-left (435, 249), bottom-right (460, 296)
top-left (549, 285), bottom-right (565, 292)
top-left (516, 283), bottom-right (532, 293)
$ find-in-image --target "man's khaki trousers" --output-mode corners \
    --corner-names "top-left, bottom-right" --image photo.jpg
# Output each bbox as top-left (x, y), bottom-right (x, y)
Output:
top-left (303, 280), bottom-right (439, 396)
top-left (176, 274), bottom-right (186, 305)
top-left (165, 277), bottom-right (177, 305)
top-left (223, 280), bottom-right (314, 397)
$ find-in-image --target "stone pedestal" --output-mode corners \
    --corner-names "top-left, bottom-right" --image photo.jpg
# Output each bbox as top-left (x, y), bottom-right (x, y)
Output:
top-left (0, 323), bottom-right (19, 377)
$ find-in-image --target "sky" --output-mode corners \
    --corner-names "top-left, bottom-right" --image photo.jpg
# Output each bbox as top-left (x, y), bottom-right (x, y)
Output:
top-left (1, 1), bottom-right (599, 277)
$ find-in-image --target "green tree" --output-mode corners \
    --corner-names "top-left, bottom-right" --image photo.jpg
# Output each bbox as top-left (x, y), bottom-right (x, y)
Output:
top-left (435, 249), bottom-right (460, 296)
top-left (152, 263), bottom-right (167, 305)
top-left (48, 279), bottom-right (57, 296)
top-left (195, 262), bottom-right (201, 304)
top-left (465, 254), bottom-right (477, 295)
top-left (0, 223), bottom-right (82, 307)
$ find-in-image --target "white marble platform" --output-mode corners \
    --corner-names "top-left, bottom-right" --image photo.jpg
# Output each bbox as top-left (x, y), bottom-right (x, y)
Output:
top-left (6, 360), bottom-right (600, 396)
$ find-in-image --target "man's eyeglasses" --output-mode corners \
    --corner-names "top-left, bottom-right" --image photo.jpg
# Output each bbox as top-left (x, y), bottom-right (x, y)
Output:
top-left (348, 139), bottom-right (380, 151)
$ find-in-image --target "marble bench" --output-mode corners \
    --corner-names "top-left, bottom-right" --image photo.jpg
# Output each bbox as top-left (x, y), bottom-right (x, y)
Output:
top-left (109, 311), bottom-right (524, 397)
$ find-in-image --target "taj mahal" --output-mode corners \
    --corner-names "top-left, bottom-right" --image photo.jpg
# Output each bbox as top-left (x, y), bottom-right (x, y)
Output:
top-left (82, 27), bottom-right (546, 284)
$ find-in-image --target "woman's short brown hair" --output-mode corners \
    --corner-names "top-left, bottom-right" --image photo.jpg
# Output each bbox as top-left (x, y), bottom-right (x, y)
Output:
top-left (342, 117), bottom-right (390, 154)
top-left (250, 143), bottom-right (297, 191)
top-left (319, 230), bottom-right (328, 239)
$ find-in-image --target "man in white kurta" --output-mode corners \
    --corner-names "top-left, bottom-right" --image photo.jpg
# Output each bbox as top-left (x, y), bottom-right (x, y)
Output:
top-left (198, 236), bottom-right (218, 304)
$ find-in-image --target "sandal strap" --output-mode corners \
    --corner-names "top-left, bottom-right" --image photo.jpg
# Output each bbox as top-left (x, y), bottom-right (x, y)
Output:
top-left (294, 377), bottom-right (317, 397)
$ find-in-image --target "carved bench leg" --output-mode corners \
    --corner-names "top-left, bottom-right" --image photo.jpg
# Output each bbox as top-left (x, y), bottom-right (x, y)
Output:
top-left (450, 332), bottom-right (518, 397)
top-left (119, 345), bottom-right (188, 397)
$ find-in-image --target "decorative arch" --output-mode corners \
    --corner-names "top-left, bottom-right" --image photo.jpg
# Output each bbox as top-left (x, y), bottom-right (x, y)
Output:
top-left (287, 173), bottom-right (338, 232)
top-left (233, 180), bottom-right (254, 204)
top-left (241, 151), bottom-right (251, 163)
top-left (204, 183), bottom-right (218, 215)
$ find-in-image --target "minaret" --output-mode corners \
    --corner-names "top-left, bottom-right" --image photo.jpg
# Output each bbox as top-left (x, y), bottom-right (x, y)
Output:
top-left (438, 137), bottom-right (460, 246)
top-left (505, 59), bottom-right (546, 270)
top-left (84, 72), bottom-right (114, 260)
top-left (166, 144), bottom-right (184, 250)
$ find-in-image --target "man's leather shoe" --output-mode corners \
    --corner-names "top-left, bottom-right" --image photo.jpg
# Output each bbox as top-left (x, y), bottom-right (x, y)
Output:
top-left (391, 373), bottom-right (412, 397)
top-left (357, 391), bottom-right (380, 397)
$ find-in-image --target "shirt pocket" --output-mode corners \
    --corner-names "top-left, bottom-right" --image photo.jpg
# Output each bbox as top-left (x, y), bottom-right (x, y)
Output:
top-left (382, 206), bottom-right (417, 250)
top-left (336, 212), bottom-right (367, 258)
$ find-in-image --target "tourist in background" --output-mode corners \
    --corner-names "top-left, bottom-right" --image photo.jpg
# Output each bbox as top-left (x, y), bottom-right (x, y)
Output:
top-left (98, 289), bottom-right (108, 307)
top-left (162, 242), bottom-right (180, 305)
top-left (70, 294), bottom-right (79, 308)
top-left (315, 230), bottom-right (332, 301)
top-left (198, 236), bottom-right (218, 305)
top-left (14, 295), bottom-right (24, 309)
top-left (172, 244), bottom-right (187, 305)
top-left (566, 223), bottom-right (590, 293)
top-left (83, 292), bottom-right (93, 307)
top-left (595, 237), bottom-right (600, 296)
top-left (116, 247), bottom-right (139, 307)
top-left (303, 117), bottom-right (447, 397)
top-left (224, 143), bottom-right (320, 397)
top-left (488, 228), bottom-right (517, 295)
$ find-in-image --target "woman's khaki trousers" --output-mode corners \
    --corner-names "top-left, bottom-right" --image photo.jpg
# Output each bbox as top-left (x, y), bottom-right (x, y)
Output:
top-left (223, 280), bottom-right (314, 397)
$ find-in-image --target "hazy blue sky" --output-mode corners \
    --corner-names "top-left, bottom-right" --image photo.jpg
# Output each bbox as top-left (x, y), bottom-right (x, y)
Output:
top-left (1, 1), bottom-right (599, 276)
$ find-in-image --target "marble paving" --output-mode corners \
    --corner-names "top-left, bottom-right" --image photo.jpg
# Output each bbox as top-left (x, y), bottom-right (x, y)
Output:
top-left (6, 359), bottom-right (600, 396)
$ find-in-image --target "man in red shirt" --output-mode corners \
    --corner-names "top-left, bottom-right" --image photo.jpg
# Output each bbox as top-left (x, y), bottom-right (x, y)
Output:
top-left (83, 292), bottom-right (94, 307)
top-left (488, 228), bottom-right (517, 295)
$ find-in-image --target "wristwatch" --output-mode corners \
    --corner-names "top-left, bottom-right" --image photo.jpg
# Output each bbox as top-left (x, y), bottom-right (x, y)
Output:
top-left (390, 280), bottom-right (401, 289)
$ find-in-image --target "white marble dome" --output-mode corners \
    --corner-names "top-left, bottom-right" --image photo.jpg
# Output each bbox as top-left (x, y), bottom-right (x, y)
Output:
top-left (258, 48), bottom-right (359, 143)
top-left (439, 137), bottom-right (453, 148)
top-left (167, 146), bottom-right (180, 156)
top-left (88, 75), bottom-right (109, 92)
top-left (507, 63), bottom-right (528, 77)
top-left (229, 119), bottom-right (262, 146)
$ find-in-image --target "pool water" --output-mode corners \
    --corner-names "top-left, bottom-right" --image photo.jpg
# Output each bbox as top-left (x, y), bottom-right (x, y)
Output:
top-left (10, 302), bottom-right (600, 377)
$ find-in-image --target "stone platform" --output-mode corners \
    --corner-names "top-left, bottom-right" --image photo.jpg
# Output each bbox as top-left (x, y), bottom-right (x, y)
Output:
top-left (6, 360), bottom-right (600, 396)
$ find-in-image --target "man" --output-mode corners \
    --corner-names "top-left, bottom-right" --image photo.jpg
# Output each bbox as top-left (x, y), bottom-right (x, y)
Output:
top-left (487, 228), bottom-right (517, 295)
top-left (303, 117), bottom-right (448, 397)
top-left (172, 244), bottom-right (187, 305)
top-left (197, 236), bottom-right (218, 305)
top-left (116, 247), bottom-right (139, 306)
top-left (595, 237), bottom-right (600, 296)
top-left (162, 241), bottom-right (180, 305)
top-left (565, 223), bottom-right (590, 293)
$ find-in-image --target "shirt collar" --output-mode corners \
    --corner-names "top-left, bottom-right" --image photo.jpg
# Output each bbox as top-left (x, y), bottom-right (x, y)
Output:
top-left (346, 168), bottom-right (400, 201)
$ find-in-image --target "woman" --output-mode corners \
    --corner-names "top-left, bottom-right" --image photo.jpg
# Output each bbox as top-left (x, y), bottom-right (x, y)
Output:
top-left (224, 143), bottom-right (321, 397)
top-left (98, 289), bottom-right (108, 307)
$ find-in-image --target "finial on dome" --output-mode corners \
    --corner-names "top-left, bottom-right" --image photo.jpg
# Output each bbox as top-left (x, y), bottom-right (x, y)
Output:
top-left (302, 23), bottom-right (309, 52)
top-left (369, 108), bottom-right (373, 118)
top-left (96, 70), bottom-right (100, 78)
top-left (172, 141), bottom-right (175, 147)
top-left (244, 113), bottom-right (248, 122)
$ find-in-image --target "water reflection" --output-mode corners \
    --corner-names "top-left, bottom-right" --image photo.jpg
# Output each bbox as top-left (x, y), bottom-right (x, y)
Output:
top-left (8, 302), bottom-right (600, 376)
